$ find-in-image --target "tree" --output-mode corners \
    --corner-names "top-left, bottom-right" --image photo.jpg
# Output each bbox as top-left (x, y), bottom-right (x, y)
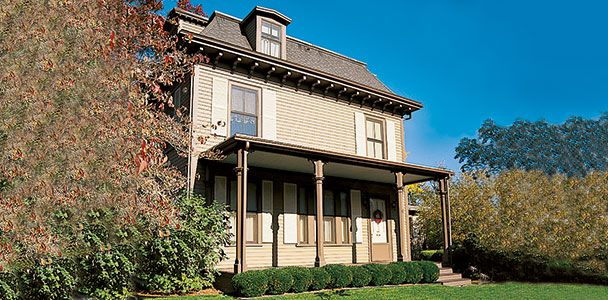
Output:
top-left (455, 114), bottom-right (608, 177)
top-left (0, 0), bottom-right (209, 270)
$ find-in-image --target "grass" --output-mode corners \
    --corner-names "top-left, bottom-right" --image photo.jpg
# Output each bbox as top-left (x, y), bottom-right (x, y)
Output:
top-left (153, 282), bottom-right (608, 300)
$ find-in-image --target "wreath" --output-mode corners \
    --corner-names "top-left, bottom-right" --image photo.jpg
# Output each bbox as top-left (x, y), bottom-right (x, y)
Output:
top-left (373, 209), bottom-right (383, 224)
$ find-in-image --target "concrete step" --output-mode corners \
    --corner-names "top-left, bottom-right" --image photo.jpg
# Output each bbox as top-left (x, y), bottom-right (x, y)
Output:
top-left (439, 268), bottom-right (453, 275)
top-left (438, 273), bottom-right (462, 281)
top-left (440, 277), bottom-right (472, 287)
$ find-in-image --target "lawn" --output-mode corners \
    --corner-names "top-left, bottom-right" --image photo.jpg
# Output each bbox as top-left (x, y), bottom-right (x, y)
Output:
top-left (154, 282), bottom-right (608, 300)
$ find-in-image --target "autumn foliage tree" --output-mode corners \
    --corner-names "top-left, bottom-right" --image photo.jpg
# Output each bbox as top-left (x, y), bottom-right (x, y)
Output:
top-left (0, 0), bottom-right (218, 288)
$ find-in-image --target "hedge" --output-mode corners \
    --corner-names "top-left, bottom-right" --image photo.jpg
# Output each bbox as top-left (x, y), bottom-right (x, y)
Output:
top-left (363, 264), bottom-right (392, 286)
top-left (415, 261), bottom-right (440, 283)
top-left (284, 266), bottom-right (312, 293)
top-left (420, 250), bottom-right (443, 262)
top-left (231, 262), bottom-right (436, 297)
top-left (232, 270), bottom-right (268, 297)
top-left (265, 268), bottom-right (294, 295)
top-left (309, 267), bottom-right (330, 290)
top-left (349, 266), bottom-right (371, 287)
top-left (322, 264), bottom-right (352, 288)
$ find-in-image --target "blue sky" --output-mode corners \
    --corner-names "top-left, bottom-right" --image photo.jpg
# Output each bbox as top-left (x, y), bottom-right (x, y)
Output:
top-left (163, 0), bottom-right (608, 171)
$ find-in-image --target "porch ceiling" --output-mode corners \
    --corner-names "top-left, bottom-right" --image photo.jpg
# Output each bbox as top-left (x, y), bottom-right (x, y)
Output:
top-left (209, 135), bottom-right (452, 185)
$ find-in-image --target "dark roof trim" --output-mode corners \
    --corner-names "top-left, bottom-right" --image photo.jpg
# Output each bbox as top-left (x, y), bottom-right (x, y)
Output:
top-left (168, 7), bottom-right (209, 25)
top-left (190, 34), bottom-right (424, 111)
top-left (212, 135), bottom-right (453, 179)
top-left (241, 6), bottom-right (292, 26)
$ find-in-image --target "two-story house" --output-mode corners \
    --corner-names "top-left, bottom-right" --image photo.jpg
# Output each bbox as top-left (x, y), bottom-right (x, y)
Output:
top-left (166, 6), bottom-right (454, 274)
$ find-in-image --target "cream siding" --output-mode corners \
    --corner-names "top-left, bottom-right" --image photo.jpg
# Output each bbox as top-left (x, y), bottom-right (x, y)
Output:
top-left (191, 65), bottom-right (404, 159)
top-left (178, 20), bottom-right (205, 35)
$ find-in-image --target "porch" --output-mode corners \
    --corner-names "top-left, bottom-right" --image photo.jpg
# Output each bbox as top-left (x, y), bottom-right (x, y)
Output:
top-left (195, 135), bottom-right (453, 274)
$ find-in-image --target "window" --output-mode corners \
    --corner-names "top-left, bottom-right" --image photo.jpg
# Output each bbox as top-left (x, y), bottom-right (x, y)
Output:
top-left (297, 187), bottom-right (316, 244)
top-left (323, 190), bottom-right (351, 245)
top-left (229, 180), bottom-right (259, 244)
top-left (366, 118), bottom-right (385, 159)
top-left (261, 20), bottom-right (281, 58)
top-left (230, 85), bottom-right (258, 137)
top-left (169, 80), bottom-right (190, 118)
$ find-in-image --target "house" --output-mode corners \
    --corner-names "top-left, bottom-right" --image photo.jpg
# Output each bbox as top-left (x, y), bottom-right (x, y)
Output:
top-left (166, 6), bottom-right (454, 274)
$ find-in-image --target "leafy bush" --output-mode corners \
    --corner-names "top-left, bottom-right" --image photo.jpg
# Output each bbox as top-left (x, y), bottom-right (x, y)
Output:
top-left (420, 250), bottom-right (443, 262)
top-left (137, 196), bottom-right (229, 293)
top-left (387, 262), bottom-right (407, 285)
top-left (322, 264), bottom-right (352, 289)
top-left (349, 266), bottom-right (371, 287)
top-left (309, 267), bottom-right (331, 290)
top-left (363, 264), bottom-right (391, 286)
top-left (78, 249), bottom-right (134, 300)
top-left (416, 261), bottom-right (440, 283)
top-left (17, 260), bottom-right (76, 300)
top-left (232, 270), bottom-right (268, 297)
top-left (265, 268), bottom-right (294, 295)
top-left (284, 266), bottom-right (312, 293)
top-left (452, 235), bottom-right (608, 284)
top-left (0, 276), bottom-right (16, 300)
top-left (403, 262), bottom-right (424, 284)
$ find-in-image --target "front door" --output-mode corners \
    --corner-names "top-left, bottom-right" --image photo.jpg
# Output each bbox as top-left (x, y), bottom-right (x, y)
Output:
top-left (369, 198), bottom-right (392, 262)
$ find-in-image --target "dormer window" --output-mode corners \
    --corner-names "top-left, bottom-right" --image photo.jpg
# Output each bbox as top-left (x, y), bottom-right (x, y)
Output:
top-left (261, 20), bottom-right (281, 58)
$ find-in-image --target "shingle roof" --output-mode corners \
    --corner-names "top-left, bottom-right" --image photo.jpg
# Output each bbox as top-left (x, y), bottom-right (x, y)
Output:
top-left (191, 11), bottom-right (394, 94)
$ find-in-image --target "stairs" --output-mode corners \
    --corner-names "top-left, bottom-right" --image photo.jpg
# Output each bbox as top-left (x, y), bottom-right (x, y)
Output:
top-left (435, 263), bottom-right (472, 286)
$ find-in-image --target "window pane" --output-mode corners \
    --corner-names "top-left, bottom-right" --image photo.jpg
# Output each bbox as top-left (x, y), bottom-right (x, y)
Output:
top-left (261, 38), bottom-right (270, 55)
top-left (270, 42), bottom-right (280, 57)
top-left (247, 182), bottom-right (257, 212)
top-left (339, 192), bottom-right (348, 216)
top-left (341, 217), bottom-right (350, 243)
top-left (262, 23), bottom-right (270, 34)
top-left (298, 188), bottom-right (307, 214)
top-left (374, 122), bottom-right (382, 139)
top-left (243, 90), bottom-right (257, 114)
top-left (366, 120), bottom-right (374, 138)
top-left (323, 191), bottom-right (334, 216)
top-left (367, 141), bottom-right (375, 157)
top-left (324, 217), bottom-right (334, 243)
top-left (298, 215), bottom-right (308, 243)
top-left (229, 181), bottom-right (237, 211)
top-left (374, 142), bottom-right (383, 159)
top-left (246, 213), bottom-right (256, 243)
top-left (271, 26), bottom-right (279, 37)
top-left (230, 113), bottom-right (257, 136)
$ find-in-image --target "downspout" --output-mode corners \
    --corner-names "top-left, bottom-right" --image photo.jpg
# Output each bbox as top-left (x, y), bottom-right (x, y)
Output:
top-left (186, 72), bottom-right (196, 195)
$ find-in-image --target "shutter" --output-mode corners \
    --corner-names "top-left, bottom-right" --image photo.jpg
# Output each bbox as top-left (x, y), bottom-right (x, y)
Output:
top-left (386, 120), bottom-right (397, 161)
top-left (211, 77), bottom-right (228, 137)
top-left (354, 112), bottom-right (366, 156)
top-left (262, 180), bottom-right (274, 243)
top-left (261, 89), bottom-right (277, 140)
top-left (350, 190), bottom-right (363, 243)
top-left (283, 183), bottom-right (298, 244)
top-left (214, 176), bottom-right (234, 242)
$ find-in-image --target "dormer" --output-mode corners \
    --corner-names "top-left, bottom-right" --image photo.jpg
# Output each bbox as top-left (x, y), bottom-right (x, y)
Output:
top-left (241, 6), bottom-right (291, 59)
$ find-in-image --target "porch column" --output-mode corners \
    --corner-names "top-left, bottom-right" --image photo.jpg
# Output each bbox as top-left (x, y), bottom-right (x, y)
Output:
top-left (234, 146), bottom-right (249, 274)
top-left (439, 177), bottom-right (453, 266)
top-left (313, 160), bottom-right (326, 267)
top-left (395, 172), bottom-right (411, 261)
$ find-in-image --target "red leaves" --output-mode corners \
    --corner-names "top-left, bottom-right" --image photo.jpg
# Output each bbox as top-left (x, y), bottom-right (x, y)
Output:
top-left (109, 31), bottom-right (115, 50)
top-left (177, 0), bottom-right (207, 17)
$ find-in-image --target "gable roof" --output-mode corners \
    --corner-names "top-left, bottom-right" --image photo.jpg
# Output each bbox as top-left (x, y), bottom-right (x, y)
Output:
top-left (173, 8), bottom-right (395, 94)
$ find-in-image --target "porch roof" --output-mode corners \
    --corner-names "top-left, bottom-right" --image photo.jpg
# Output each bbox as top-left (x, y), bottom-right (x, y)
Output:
top-left (208, 135), bottom-right (452, 185)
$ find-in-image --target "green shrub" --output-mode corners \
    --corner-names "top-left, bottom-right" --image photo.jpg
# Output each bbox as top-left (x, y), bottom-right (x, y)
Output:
top-left (387, 262), bottom-right (408, 285)
top-left (18, 260), bottom-right (76, 300)
top-left (403, 262), bottom-right (424, 284)
top-left (78, 249), bottom-right (134, 300)
top-left (265, 268), bottom-right (294, 295)
top-left (416, 261), bottom-right (440, 283)
top-left (322, 264), bottom-right (352, 289)
top-left (284, 266), bottom-right (312, 293)
top-left (421, 250), bottom-right (443, 262)
top-left (363, 264), bottom-right (391, 286)
top-left (0, 276), bottom-right (16, 300)
top-left (232, 270), bottom-right (268, 297)
top-left (349, 266), bottom-right (371, 287)
top-left (137, 196), bottom-right (230, 293)
top-left (309, 267), bottom-right (331, 290)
